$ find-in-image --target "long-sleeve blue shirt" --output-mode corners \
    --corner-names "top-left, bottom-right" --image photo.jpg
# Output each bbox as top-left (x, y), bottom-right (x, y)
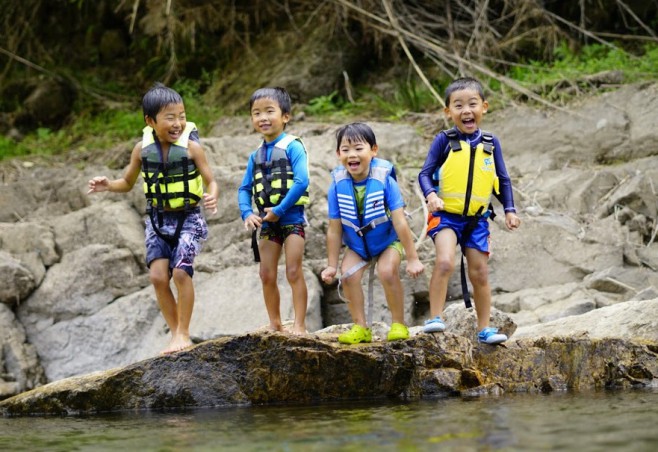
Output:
top-left (238, 132), bottom-right (310, 226)
top-left (418, 127), bottom-right (516, 213)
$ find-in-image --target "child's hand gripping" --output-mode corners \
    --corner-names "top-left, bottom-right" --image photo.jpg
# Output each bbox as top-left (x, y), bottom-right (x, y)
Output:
top-left (87, 176), bottom-right (110, 194)
top-left (405, 258), bottom-right (424, 279)
top-left (202, 193), bottom-right (218, 215)
top-left (321, 266), bottom-right (337, 284)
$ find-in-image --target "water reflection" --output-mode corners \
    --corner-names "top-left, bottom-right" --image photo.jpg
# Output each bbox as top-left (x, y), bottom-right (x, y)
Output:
top-left (1, 389), bottom-right (657, 451)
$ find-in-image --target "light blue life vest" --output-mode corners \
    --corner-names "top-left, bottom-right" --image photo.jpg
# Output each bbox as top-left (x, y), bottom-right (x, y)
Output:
top-left (332, 158), bottom-right (398, 260)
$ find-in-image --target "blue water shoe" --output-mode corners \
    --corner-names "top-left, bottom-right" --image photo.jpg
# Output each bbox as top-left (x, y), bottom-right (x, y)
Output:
top-left (477, 327), bottom-right (507, 345)
top-left (423, 316), bottom-right (446, 333)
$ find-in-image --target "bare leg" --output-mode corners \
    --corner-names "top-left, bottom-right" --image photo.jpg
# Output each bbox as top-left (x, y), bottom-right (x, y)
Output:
top-left (159, 268), bottom-right (195, 353)
top-left (376, 247), bottom-right (405, 325)
top-left (465, 247), bottom-right (491, 330)
top-left (150, 259), bottom-right (180, 353)
top-left (259, 239), bottom-right (283, 332)
top-left (428, 229), bottom-right (458, 318)
top-left (340, 248), bottom-right (368, 327)
top-left (283, 234), bottom-right (308, 334)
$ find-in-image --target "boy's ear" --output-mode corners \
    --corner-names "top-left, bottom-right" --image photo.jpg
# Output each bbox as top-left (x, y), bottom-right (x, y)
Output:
top-left (372, 144), bottom-right (379, 155)
top-left (145, 115), bottom-right (155, 127)
top-left (482, 100), bottom-right (489, 114)
top-left (443, 106), bottom-right (451, 117)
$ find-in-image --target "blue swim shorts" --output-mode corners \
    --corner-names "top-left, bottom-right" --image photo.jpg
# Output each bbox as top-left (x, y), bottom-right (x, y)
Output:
top-left (426, 211), bottom-right (490, 253)
top-left (145, 208), bottom-right (208, 277)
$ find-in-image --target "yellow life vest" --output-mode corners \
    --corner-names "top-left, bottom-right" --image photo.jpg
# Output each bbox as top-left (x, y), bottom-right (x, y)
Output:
top-left (252, 134), bottom-right (310, 211)
top-left (438, 130), bottom-right (499, 216)
top-left (140, 122), bottom-right (204, 211)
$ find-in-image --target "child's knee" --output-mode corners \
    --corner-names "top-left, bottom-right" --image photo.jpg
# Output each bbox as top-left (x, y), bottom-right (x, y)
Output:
top-left (377, 263), bottom-right (399, 285)
top-left (433, 257), bottom-right (454, 275)
top-left (149, 269), bottom-right (170, 287)
top-left (259, 267), bottom-right (277, 286)
top-left (285, 264), bottom-right (303, 283)
top-left (172, 268), bottom-right (191, 285)
top-left (468, 264), bottom-right (489, 285)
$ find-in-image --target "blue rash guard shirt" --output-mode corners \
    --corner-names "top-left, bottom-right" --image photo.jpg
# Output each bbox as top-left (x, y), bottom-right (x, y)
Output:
top-left (417, 128), bottom-right (517, 214)
top-left (238, 132), bottom-right (310, 227)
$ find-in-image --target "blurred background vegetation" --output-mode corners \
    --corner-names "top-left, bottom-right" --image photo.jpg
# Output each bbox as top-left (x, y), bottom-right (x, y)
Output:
top-left (1, 0), bottom-right (657, 161)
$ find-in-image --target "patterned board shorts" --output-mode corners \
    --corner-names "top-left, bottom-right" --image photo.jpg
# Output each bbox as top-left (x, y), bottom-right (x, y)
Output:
top-left (145, 208), bottom-right (208, 277)
top-left (259, 223), bottom-right (305, 245)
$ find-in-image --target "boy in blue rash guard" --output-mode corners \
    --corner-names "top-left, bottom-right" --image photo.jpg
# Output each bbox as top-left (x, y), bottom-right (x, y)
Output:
top-left (418, 77), bottom-right (521, 345)
top-left (238, 87), bottom-right (309, 335)
top-left (321, 122), bottom-right (424, 344)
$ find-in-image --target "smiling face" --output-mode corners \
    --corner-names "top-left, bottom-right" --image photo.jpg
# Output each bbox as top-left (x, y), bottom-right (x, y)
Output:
top-left (337, 137), bottom-right (378, 182)
top-left (250, 97), bottom-right (290, 142)
top-left (146, 102), bottom-right (187, 146)
top-left (444, 88), bottom-right (488, 135)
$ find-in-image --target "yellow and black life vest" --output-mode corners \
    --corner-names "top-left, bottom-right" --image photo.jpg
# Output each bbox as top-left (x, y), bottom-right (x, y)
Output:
top-left (436, 129), bottom-right (499, 217)
top-left (251, 134), bottom-right (310, 212)
top-left (140, 122), bottom-right (204, 211)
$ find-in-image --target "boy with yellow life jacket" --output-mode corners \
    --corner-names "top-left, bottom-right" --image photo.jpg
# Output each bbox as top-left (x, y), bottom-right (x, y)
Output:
top-left (238, 87), bottom-right (310, 335)
top-left (418, 77), bottom-right (521, 345)
top-left (88, 82), bottom-right (219, 354)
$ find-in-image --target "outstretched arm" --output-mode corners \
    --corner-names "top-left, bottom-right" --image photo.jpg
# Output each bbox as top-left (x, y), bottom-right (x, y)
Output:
top-left (88, 142), bottom-right (142, 194)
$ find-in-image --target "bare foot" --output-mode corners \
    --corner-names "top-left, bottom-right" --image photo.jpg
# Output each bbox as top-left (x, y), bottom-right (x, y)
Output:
top-left (291, 324), bottom-right (307, 335)
top-left (267, 323), bottom-right (284, 332)
top-left (161, 334), bottom-right (194, 355)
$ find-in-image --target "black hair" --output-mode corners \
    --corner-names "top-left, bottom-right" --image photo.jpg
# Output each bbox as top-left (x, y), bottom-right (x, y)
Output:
top-left (444, 77), bottom-right (485, 106)
top-left (249, 87), bottom-right (292, 115)
top-left (335, 122), bottom-right (377, 150)
top-left (142, 82), bottom-right (184, 120)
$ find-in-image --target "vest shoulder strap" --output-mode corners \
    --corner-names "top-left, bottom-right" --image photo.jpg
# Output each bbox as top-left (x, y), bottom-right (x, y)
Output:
top-left (481, 130), bottom-right (494, 154)
top-left (443, 128), bottom-right (462, 151)
top-left (273, 134), bottom-right (298, 152)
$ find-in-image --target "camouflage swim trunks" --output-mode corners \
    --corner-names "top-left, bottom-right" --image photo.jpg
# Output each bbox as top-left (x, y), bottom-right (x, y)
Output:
top-left (259, 223), bottom-right (305, 245)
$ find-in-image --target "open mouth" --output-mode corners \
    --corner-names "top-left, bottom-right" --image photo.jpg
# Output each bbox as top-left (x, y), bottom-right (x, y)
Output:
top-left (348, 161), bottom-right (360, 170)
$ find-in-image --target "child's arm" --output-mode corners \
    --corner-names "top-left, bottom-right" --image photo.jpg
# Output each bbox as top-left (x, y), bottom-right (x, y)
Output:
top-left (390, 208), bottom-right (424, 278)
top-left (189, 140), bottom-right (218, 215)
top-left (491, 136), bottom-right (521, 231)
top-left (238, 154), bottom-right (263, 230)
top-left (87, 142), bottom-right (142, 194)
top-left (321, 219), bottom-right (343, 284)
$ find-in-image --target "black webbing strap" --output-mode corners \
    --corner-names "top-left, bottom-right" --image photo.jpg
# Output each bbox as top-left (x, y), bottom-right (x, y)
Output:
top-left (252, 229), bottom-right (260, 262)
top-left (459, 206), bottom-right (485, 309)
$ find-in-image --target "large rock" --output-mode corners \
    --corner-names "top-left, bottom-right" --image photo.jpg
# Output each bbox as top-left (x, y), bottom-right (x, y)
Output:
top-left (1, 332), bottom-right (656, 416)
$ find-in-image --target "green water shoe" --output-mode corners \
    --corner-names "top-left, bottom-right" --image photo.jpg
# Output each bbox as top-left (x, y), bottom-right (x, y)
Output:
top-left (338, 324), bottom-right (372, 344)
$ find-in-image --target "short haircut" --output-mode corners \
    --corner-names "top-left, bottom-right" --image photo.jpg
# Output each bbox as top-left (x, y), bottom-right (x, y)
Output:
top-left (335, 122), bottom-right (377, 150)
top-left (142, 82), bottom-right (184, 120)
top-left (249, 87), bottom-right (292, 114)
top-left (444, 77), bottom-right (485, 106)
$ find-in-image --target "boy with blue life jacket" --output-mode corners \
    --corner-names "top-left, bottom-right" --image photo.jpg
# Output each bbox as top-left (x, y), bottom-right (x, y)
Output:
top-left (87, 82), bottom-right (219, 354)
top-left (418, 77), bottom-right (520, 345)
top-left (238, 87), bottom-right (309, 335)
top-left (321, 122), bottom-right (424, 344)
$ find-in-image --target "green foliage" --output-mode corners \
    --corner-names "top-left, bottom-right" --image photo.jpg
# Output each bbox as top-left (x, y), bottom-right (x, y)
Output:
top-left (0, 77), bottom-right (224, 162)
top-left (509, 42), bottom-right (658, 87)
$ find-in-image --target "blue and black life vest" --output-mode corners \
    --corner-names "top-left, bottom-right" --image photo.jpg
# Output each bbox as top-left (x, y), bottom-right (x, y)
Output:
top-left (251, 134), bottom-right (310, 214)
top-left (332, 158), bottom-right (398, 260)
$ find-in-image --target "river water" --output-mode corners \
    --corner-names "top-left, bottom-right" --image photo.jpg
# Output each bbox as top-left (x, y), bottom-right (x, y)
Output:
top-left (1, 389), bottom-right (657, 451)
